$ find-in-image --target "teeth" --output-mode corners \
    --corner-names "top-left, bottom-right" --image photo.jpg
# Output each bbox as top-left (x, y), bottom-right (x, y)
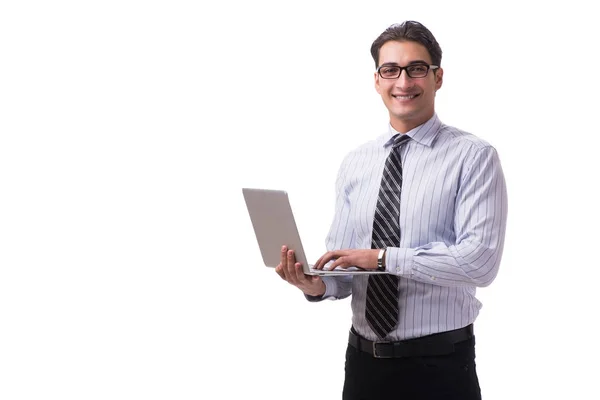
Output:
top-left (394, 94), bottom-right (417, 99)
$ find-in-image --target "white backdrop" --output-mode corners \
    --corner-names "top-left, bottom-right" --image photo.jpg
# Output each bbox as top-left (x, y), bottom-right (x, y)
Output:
top-left (1, 1), bottom-right (599, 399)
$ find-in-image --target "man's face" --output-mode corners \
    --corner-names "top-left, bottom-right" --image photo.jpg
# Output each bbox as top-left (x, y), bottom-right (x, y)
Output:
top-left (374, 40), bottom-right (443, 132)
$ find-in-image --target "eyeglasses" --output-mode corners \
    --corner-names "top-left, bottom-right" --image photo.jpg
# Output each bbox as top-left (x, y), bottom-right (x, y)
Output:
top-left (377, 64), bottom-right (439, 79)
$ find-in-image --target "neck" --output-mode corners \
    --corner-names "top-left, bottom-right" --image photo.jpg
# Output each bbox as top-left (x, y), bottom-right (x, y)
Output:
top-left (390, 112), bottom-right (434, 133)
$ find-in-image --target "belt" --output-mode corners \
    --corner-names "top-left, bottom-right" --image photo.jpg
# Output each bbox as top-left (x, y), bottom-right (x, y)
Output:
top-left (348, 324), bottom-right (474, 359)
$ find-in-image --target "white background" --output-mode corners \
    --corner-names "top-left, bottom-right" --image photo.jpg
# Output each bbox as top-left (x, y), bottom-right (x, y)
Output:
top-left (1, 1), bottom-right (599, 399)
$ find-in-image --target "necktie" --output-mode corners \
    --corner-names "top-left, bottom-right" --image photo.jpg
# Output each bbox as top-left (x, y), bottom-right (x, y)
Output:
top-left (365, 133), bottom-right (411, 339)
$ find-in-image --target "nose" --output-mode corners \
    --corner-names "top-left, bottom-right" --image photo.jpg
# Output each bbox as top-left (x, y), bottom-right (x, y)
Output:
top-left (395, 70), bottom-right (414, 90)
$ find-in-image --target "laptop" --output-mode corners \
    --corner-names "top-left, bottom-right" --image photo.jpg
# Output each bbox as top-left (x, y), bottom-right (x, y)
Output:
top-left (242, 188), bottom-right (387, 276)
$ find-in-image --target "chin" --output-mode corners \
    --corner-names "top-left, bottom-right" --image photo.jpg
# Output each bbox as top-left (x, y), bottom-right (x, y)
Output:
top-left (391, 109), bottom-right (419, 120)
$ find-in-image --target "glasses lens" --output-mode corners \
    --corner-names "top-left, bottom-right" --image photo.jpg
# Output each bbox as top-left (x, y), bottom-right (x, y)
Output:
top-left (379, 66), bottom-right (401, 79)
top-left (406, 65), bottom-right (429, 78)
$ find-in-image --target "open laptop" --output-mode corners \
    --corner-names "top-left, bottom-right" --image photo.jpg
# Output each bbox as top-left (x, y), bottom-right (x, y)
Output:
top-left (242, 188), bottom-right (387, 276)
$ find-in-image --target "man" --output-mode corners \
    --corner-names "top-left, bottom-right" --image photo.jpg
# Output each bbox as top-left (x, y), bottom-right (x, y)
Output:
top-left (275, 20), bottom-right (507, 400)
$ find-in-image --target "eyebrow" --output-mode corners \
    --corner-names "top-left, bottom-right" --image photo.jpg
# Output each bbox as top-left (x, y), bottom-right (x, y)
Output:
top-left (379, 60), bottom-right (430, 67)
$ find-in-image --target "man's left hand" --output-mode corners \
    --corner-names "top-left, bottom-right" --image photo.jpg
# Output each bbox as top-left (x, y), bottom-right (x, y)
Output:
top-left (313, 249), bottom-right (380, 271)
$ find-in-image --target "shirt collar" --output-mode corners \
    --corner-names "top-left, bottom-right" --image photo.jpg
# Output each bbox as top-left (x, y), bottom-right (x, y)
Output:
top-left (382, 114), bottom-right (442, 148)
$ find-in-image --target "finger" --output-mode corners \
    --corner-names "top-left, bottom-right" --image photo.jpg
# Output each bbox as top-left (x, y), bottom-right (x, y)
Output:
top-left (280, 246), bottom-right (289, 280)
top-left (314, 256), bottom-right (322, 268)
top-left (280, 245), bottom-right (288, 268)
top-left (286, 250), bottom-right (299, 285)
top-left (275, 263), bottom-right (287, 281)
top-left (314, 251), bottom-right (337, 270)
top-left (294, 263), bottom-right (307, 283)
top-left (313, 253), bottom-right (326, 270)
top-left (330, 256), bottom-right (350, 270)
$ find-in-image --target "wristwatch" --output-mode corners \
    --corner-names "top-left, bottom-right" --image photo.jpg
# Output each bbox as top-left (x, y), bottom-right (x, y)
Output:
top-left (377, 248), bottom-right (386, 271)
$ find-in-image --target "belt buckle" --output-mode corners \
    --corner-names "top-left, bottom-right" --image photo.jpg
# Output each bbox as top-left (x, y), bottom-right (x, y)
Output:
top-left (372, 341), bottom-right (392, 359)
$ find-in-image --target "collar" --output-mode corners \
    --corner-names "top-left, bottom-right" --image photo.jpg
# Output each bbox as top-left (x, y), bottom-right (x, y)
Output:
top-left (382, 114), bottom-right (442, 148)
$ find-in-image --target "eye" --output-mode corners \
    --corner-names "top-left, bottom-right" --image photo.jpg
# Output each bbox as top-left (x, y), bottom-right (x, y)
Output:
top-left (380, 66), bottom-right (400, 77)
top-left (407, 65), bottom-right (428, 74)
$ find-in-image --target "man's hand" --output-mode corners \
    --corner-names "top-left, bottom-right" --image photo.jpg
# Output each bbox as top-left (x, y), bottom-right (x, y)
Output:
top-left (275, 246), bottom-right (326, 297)
top-left (313, 249), bottom-right (380, 270)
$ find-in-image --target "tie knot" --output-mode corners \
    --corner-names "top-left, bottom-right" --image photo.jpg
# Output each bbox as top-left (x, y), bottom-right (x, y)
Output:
top-left (392, 134), bottom-right (411, 149)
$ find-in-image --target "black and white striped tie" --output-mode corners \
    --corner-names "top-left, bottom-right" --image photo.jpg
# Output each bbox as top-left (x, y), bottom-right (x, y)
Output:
top-left (365, 133), bottom-right (411, 339)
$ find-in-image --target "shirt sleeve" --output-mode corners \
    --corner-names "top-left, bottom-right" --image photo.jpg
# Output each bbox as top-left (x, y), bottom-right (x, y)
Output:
top-left (305, 153), bottom-right (355, 302)
top-left (386, 145), bottom-right (508, 287)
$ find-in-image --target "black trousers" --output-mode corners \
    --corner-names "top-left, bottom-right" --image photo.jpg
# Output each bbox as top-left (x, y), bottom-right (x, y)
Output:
top-left (342, 336), bottom-right (481, 400)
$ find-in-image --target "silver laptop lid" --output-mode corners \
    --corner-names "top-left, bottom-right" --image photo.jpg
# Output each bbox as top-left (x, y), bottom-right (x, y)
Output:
top-left (242, 188), bottom-right (312, 273)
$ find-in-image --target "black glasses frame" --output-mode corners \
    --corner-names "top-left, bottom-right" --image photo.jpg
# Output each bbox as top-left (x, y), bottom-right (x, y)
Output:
top-left (376, 64), bottom-right (439, 79)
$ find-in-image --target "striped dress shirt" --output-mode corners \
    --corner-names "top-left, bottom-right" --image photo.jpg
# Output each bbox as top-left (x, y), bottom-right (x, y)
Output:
top-left (314, 114), bottom-right (508, 341)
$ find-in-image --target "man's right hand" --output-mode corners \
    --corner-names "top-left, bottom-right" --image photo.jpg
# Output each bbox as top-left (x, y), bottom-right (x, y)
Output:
top-left (275, 245), bottom-right (326, 297)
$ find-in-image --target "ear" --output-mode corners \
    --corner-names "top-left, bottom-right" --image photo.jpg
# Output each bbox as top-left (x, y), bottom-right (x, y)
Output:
top-left (434, 67), bottom-right (443, 91)
top-left (374, 71), bottom-right (382, 94)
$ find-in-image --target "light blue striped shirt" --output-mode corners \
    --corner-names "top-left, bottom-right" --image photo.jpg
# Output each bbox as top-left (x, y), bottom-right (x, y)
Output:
top-left (315, 114), bottom-right (507, 341)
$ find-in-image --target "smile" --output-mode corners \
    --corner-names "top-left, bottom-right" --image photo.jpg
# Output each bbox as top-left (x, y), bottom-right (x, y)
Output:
top-left (392, 94), bottom-right (419, 100)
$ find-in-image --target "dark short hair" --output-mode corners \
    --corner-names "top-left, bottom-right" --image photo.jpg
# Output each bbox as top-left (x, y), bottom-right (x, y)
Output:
top-left (370, 21), bottom-right (442, 68)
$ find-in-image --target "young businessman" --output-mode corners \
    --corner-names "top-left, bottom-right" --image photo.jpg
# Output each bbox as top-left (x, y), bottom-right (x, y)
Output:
top-left (276, 20), bottom-right (507, 400)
